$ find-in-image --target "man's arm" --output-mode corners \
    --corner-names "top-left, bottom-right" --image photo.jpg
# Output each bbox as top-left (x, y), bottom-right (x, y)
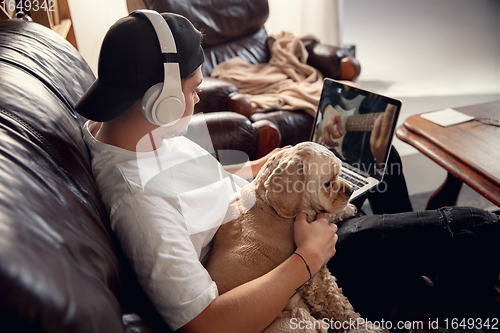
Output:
top-left (180, 213), bottom-right (338, 333)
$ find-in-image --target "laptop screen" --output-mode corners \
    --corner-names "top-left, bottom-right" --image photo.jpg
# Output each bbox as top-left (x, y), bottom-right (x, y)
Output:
top-left (310, 78), bottom-right (401, 180)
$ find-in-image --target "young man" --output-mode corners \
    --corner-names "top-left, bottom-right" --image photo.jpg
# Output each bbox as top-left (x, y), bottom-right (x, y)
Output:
top-left (75, 11), bottom-right (338, 333)
top-left (76, 10), bottom-right (500, 333)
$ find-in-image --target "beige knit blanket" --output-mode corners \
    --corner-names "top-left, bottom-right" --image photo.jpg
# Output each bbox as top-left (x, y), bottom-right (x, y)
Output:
top-left (210, 32), bottom-right (324, 117)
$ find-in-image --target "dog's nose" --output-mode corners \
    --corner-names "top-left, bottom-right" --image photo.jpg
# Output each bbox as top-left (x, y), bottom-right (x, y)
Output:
top-left (344, 183), bottom-right (354, 197)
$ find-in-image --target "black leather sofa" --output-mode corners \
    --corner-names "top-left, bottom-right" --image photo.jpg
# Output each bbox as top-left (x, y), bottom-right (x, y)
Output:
top-left (0, 19), bottom-right (273, 332)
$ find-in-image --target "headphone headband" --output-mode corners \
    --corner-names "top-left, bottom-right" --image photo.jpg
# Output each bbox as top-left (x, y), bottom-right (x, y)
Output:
top-left (134, 10), bottom-right (185, 127)
top-left (137, 9), bottom-right (177, 54)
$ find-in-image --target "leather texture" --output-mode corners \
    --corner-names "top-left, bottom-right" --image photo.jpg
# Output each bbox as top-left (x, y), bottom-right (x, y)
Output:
top-left (250, 110), bottom-right (314, 147)
top-left (194, 77), bottom-right (239, 113)
top-left (145, 0), bottom-right (269, 46)
top-left (0, 19), bottom-right (262, 332)
top-left (144, 0), bottom-right (271, 76)
top-left (186, 112), bottom-right (259, 163)
top-left (0, 19), bottom-right (124, 332)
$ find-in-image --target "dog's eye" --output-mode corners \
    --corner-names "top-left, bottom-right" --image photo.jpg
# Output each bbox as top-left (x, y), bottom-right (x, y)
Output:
top-left (324, 181), bottom-right (331, 188)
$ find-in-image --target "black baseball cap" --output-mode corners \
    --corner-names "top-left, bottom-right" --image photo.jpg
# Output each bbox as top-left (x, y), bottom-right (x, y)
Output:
top-left (75, 11), bottom-right (204, 122)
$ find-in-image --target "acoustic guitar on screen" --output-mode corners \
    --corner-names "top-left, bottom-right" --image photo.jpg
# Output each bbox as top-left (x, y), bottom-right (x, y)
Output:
top-left (321, 104), bottom-right (383, 159)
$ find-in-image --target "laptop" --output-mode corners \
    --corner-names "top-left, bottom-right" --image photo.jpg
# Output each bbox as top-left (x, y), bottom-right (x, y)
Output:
top-left (310, 78), bottom-right (401, 201)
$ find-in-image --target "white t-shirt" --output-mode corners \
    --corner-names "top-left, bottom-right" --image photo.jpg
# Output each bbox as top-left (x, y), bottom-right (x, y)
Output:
top-left (82, 121), bottom-right (248, 330)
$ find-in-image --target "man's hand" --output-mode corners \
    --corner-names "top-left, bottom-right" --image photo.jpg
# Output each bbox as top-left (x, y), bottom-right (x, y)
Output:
top-left (322, 105), bottom-right (343, 147)
top-left (294, 212), bottom-right (338, 275)
top-left (370, 105), bottom-right (397, 167)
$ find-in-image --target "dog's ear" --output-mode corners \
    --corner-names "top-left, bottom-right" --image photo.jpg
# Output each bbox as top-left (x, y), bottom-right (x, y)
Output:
top-left (264, 155), bottom-right (305, 218)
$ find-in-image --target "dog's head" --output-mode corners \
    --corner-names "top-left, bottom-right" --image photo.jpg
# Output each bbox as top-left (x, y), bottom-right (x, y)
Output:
top-left (254, 142), bottom-right (353, 220)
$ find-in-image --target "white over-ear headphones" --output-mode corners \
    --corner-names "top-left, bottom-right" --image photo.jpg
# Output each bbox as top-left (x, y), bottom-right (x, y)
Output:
top-left (135, 10), bottom-right (185, 126)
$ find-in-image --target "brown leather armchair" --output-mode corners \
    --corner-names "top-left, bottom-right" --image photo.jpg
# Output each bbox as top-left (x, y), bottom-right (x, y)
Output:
top-left (127, 0), bottom-right (361, 147)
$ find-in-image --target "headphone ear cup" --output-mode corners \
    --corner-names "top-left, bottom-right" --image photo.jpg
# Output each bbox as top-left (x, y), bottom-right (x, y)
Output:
top-left (142, 82), bottom-right (162, 125)
top-left (134, 11), bottom-right (186, 127)
top-left (142, 82), bottom-right (185, 126)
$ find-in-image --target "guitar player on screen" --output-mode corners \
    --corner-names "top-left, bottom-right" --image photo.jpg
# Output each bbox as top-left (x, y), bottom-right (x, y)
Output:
top-left (313, 89), bottom-right (397, 175)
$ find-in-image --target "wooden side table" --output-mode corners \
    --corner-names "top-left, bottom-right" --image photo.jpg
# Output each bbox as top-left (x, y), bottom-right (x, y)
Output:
top-left (396, 100), bottom-right (500, 209)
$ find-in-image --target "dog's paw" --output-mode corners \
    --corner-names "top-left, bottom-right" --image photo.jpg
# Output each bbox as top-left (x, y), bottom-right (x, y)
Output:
top-left (344, 203), bottom-right (357, 217)
top-left (336, 204), bottom-right (357, 221)
top-left (326, 204), bottom-right (357, 223)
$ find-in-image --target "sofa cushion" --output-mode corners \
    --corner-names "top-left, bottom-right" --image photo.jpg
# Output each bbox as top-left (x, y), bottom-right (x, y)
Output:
top-left (145, 0), bottom-right (269, 47)
top-left (143, 0), bottom-right (271, 76)
top-left (0, 20), bottom-right (94, 112)
top-left (0, 20), bottom-right (124, 332)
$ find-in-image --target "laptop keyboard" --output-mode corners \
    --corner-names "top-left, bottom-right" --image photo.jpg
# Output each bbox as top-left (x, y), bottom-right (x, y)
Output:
top-left (339, 171), bottom-right (368, 191)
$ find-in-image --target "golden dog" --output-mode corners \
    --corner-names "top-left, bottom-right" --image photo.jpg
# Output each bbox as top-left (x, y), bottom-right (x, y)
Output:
top-left (205, 142), bottom-right (387, 333)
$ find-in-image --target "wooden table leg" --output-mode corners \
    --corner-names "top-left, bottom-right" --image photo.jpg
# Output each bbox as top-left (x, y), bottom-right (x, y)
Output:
top-left (426, 172), bottom-right (463, 210)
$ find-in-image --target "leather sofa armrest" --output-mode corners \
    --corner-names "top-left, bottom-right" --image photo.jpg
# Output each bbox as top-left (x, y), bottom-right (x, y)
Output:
top-left (250, 110), bottom-right (313, 147)
top-left (225, 92), bottom-right (253, 118)
top-left (302, 38), bottom-right (361, 81)
top-left (253, 119), bottom-right (281, 159)
top-left (186, 112), bottom-right (281, 162)
top-left (186, 112), bottom-right (255, 162)
top-left (195, 77), bottom-right (253, 118)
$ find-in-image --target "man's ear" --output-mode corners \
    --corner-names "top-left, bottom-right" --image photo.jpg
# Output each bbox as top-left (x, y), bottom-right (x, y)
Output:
top-left (264, 156), bottom-right (305, 218)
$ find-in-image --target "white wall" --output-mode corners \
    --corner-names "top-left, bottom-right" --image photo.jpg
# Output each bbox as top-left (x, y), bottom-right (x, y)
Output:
top-left (342, 0), bottom-right (500, 196)
top-left (68, 0), bottom-right (128, 75)
top-left (265, 0), bottom-right (343, 46)
top-left (342, 0), bottom-right (500, 159)
top-left (343, 0), bottom-right (500, 98)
